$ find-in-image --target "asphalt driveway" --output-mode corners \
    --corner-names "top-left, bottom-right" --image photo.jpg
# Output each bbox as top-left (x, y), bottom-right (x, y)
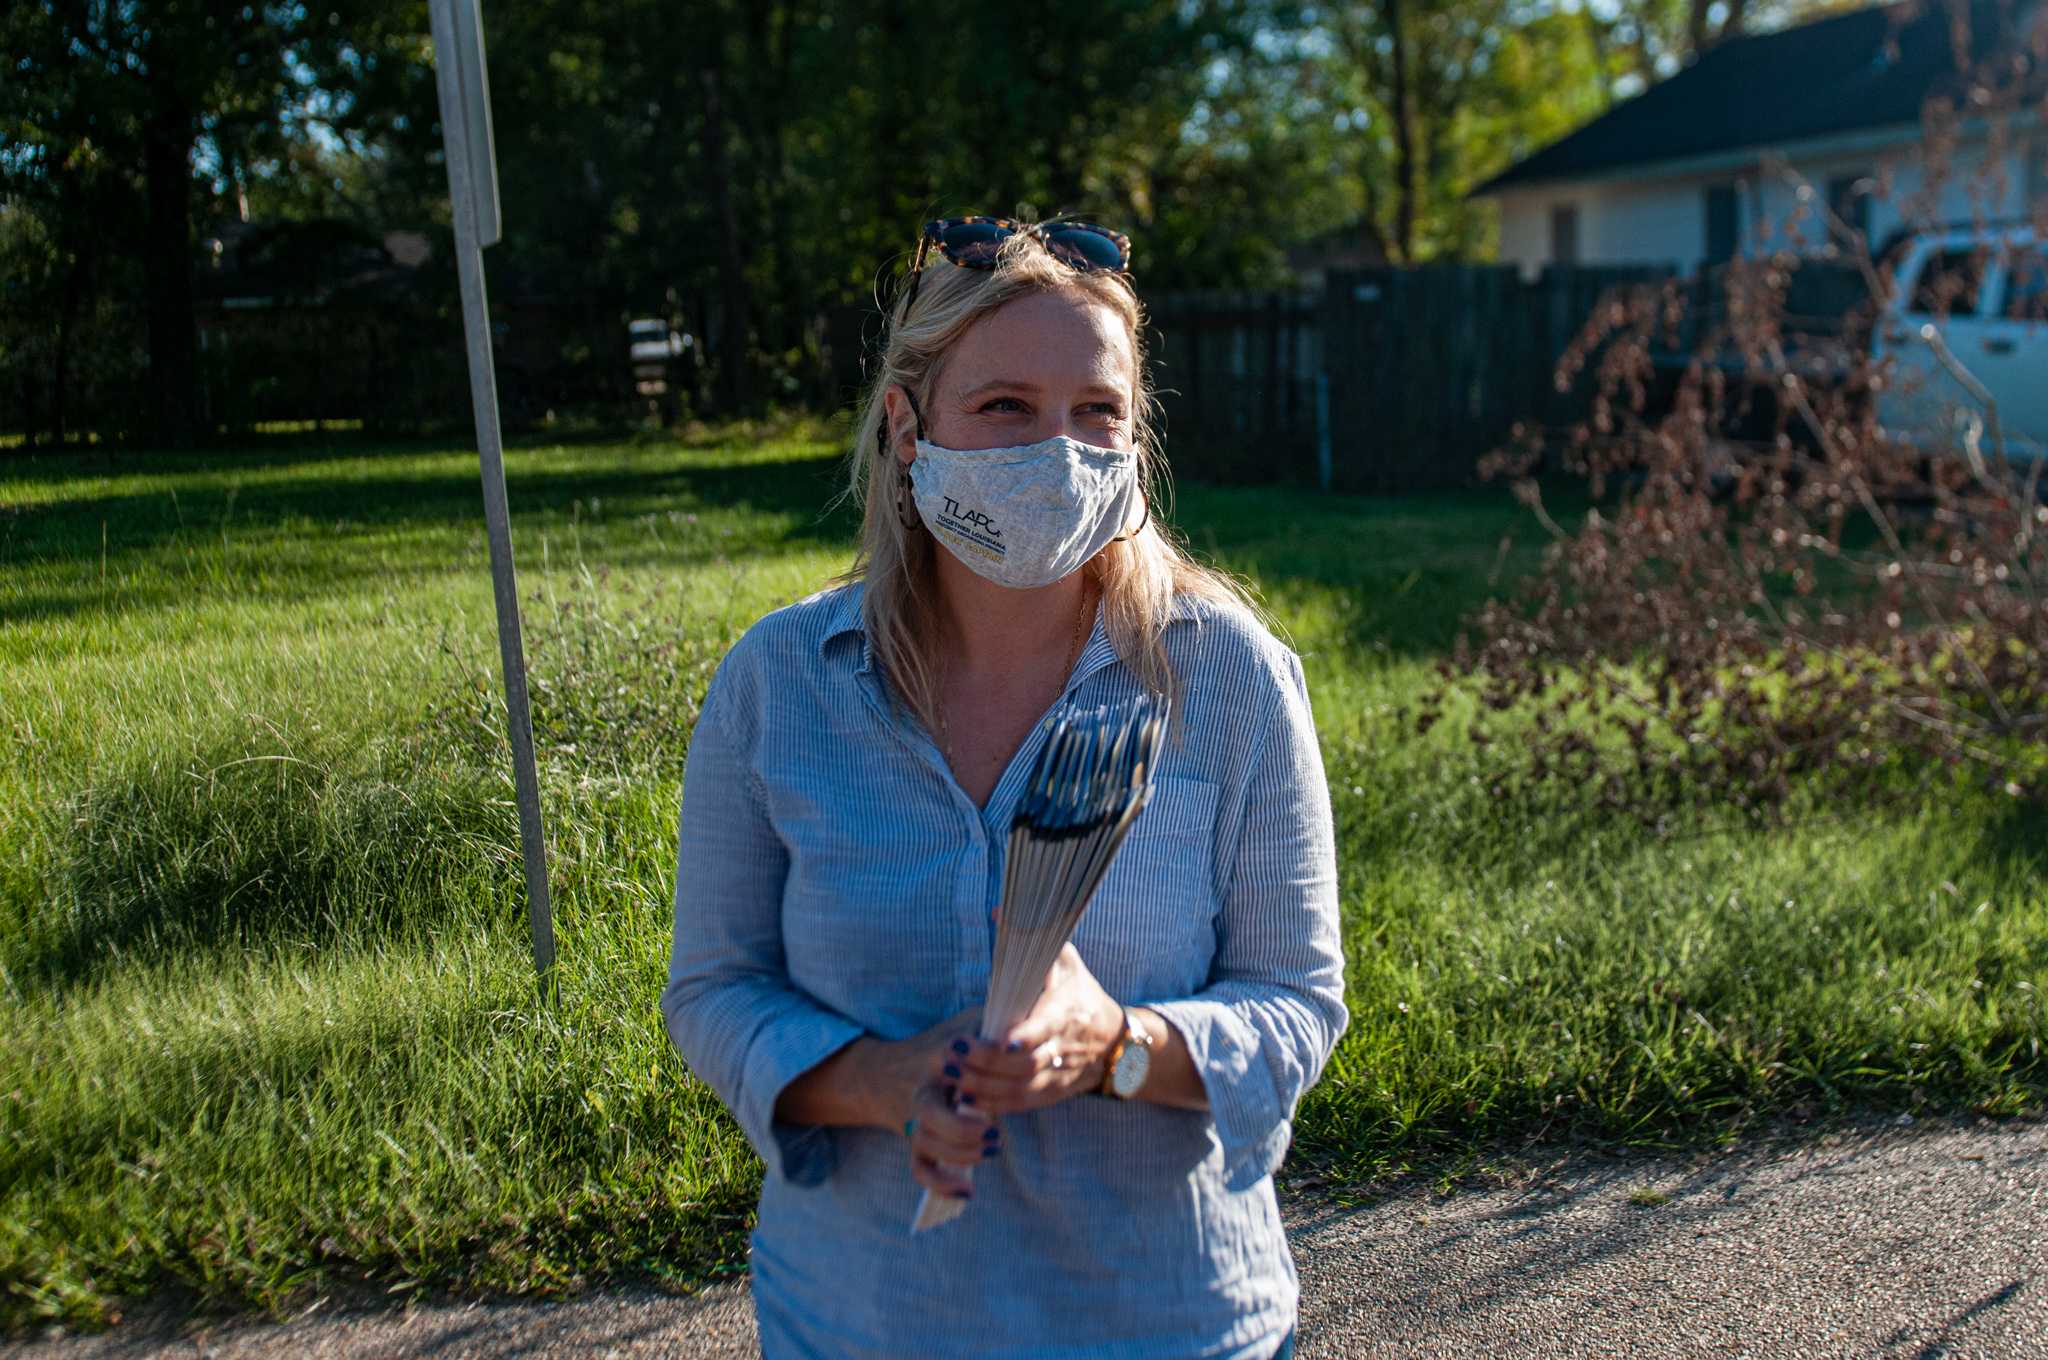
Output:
top-left (11, 1114), bottom-right (2043, 1359)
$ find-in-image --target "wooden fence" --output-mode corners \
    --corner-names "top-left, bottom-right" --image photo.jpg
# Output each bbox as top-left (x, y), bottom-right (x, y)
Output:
top-left (1146, 290), bottom-right (1324, 486)
top-left (1147, 265), bottom-right (1676, 494)
top-left (1147, 260), bottom-right (1874, 494)
top-left (1323, 264), bottom-right (1681, 495)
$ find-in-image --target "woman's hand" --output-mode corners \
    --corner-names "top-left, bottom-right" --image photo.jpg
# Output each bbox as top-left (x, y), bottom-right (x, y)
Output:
top-left (867, 1005), bottom-right (980, 1127)
top-left (953, 943), bottom-right (1124, 1116)
top-left (905, 1060), bottom-right (1000, 1201)
top-left (867, 1007), bottom-right (1001, 1202)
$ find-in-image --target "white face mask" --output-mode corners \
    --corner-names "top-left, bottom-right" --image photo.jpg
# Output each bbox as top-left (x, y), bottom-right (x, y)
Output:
top-left (908, 432), bottom-right (1141, 589)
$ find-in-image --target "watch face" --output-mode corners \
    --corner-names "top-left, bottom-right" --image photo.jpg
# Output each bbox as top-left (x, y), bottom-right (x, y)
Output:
top-left (1111, 1039), bottom-right (1152, 1097)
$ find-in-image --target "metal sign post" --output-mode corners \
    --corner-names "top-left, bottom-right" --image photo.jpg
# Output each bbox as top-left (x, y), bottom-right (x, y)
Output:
top-left (428, 0), bottom-right (556, 1004)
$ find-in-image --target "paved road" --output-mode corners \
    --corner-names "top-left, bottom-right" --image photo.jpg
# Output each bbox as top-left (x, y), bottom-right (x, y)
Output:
top-left (10, 1115), bottom-right (2042, 1359)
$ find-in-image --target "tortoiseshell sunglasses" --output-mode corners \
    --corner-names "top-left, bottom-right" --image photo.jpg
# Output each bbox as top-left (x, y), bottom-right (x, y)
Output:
top-left (895, 217), bottom-right (1132, 322)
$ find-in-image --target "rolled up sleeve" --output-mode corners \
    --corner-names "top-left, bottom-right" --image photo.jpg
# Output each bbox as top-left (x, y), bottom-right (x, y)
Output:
top-left (659, 665), bottom-right (867, 1188)
top-left (1146, 649), bottom-right (1348, 1190)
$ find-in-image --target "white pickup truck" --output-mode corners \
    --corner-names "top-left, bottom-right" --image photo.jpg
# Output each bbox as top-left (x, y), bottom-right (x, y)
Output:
top-left (1872, 226), bottom-right (2048, 461)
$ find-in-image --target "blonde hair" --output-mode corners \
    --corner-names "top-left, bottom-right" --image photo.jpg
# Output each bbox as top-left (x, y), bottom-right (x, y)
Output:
top-left (839, 227), bottom-right (1259, 734)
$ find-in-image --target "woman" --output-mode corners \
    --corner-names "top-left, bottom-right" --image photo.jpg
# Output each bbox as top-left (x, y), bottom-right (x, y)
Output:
top-left (661, 217), bottom-right (1347, 1359)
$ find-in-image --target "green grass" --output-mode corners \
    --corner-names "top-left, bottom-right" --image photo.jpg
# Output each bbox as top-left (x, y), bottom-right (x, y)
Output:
top-left (2, 422), bottom-right (2043, 1332)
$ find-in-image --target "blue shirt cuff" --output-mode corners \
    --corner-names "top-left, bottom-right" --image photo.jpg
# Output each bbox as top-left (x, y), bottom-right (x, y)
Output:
top-left (1144, 995), bottom-right (1317, 1191)
top-left (740, 1009), bottom-right (868, 1188)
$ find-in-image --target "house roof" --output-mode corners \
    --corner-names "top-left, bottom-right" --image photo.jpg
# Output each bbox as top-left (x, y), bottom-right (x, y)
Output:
top-left (1475, 0), bottom-right (2039, 195)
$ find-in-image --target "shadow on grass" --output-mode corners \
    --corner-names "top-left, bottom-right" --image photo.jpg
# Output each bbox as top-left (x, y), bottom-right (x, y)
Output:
top-left (2, 450), bottom-right (860, 629)
top-left (5, 426), bottom-right (1583, 661)
top-left (0, 426), bottom-right (652, 485)
top-left (7, 448), bottom-right (855, 559)
top-left (10, 743), bottom-right (523, 998)
top-left (1169, 478), bottom-right (1577, 659)
top-left (1976, 798), bottom-right (2048, 883)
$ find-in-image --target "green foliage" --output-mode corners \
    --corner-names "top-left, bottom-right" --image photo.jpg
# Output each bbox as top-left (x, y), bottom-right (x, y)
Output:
top-left (4, 0), bottom-right (1854, 446)
top-left (1, 430), bottom-right (2041, 1333)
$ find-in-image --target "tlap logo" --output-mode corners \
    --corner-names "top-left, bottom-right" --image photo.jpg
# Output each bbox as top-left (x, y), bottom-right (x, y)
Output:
top-left (940, 496), bottom-right (1001, 537)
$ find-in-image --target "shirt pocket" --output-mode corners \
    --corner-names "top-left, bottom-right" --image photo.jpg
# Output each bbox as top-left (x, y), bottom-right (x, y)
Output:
top-left (1071, 774), bottom-right (1220, 1001)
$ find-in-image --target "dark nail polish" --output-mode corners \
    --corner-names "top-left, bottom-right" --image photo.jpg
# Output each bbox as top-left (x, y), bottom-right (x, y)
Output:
top-left (983, 1125), bottom-right (1000, 1142)
top-left (1006, 1040), bottom-right (1023, 1053)
top-left (951, 1039), bottom-right (970, 1055)
top-left (951, 1188), bottom-right (973, 1200)
top-left (982, 1144), bottom-right (1000, 1159)
top-left (943, 1063), bottom-right (961, 1079)
top-left (959, 1093), bottom-right (975, 1106)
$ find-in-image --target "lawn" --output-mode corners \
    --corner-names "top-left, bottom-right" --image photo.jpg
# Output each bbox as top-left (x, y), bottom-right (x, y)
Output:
top-left (2, 423), bottom-right (2042, 1332)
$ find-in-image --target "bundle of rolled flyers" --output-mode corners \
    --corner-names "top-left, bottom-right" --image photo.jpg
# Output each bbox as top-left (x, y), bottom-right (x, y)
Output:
top-left (911, 693), bottom-right (1166, 1233)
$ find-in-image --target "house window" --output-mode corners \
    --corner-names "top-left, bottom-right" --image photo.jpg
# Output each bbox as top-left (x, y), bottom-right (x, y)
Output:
top-left (1704, 184), bottom-right (1739, 265)
top-left (1550, 204), bottom-right (1580, 265)
top-left (1826, 173), bottom-right (1871, 245)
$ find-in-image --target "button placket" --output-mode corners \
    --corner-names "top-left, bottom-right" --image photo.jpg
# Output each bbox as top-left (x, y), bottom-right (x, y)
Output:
top-left (844, 598), bottom-right (1125, 1020)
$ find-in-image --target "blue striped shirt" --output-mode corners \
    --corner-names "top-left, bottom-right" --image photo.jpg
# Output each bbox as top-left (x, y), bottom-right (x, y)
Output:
top-left (661, 580), bottom-right (1348, 1359)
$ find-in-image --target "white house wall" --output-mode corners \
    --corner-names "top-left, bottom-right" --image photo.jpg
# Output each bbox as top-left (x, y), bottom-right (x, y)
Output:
top-left (1496, 178), bottom-right (1726, 276)
top-left (1496, 194), bottom-right (1552, 273)
top-left (1496, 132), bottom-right (2040, 276)
top-left (1750, 137), bottom-right (2039, 256)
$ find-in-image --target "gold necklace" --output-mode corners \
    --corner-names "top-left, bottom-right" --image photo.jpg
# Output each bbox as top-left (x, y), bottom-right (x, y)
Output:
top-left (939, 585), bottom-right (1093, 771)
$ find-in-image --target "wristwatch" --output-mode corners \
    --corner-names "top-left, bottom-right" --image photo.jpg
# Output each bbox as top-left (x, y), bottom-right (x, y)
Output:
top-left (1098, 1006), bottom-right (1154, 1099)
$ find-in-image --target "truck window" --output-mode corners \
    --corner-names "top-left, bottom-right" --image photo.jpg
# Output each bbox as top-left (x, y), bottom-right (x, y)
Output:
top-left (2001, 246), bottom-right (2048, 323)
top-left (1907, 248), bottom-right (1988, 317)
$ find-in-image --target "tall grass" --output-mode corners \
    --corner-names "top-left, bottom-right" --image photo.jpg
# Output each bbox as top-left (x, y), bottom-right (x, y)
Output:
top-left (1, 425), bottom-right (2041, 1332)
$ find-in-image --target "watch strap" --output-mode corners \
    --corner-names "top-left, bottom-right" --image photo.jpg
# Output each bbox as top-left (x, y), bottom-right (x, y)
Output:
top-left (1099, 1006), bottom-right (1150, 1098)
top-left (1098, 1020), bottom-right (1127, 1096)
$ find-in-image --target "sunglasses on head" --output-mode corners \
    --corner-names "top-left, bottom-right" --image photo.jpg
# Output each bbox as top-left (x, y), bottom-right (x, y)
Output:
top-left (895, 216), bottom-right (1132, 323)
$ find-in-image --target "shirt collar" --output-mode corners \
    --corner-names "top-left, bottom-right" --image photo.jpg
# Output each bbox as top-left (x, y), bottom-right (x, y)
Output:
top-left (819, 577), bottom-right (1206, 684)
top-left (819, 580), bottom-right (873, 673)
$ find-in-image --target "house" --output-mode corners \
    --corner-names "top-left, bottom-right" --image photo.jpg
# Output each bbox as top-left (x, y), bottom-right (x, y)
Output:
top-left (1285, 219), bottom-right (1392, 289)
top-left (1474, 0), bottom-right (2046, 277)
top-left (198, 218), bottom-right (431, 309)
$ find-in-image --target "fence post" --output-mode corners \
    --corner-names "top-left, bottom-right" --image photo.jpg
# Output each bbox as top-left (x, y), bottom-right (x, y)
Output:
top-left (1315, 370), bottom-right (1332, 492)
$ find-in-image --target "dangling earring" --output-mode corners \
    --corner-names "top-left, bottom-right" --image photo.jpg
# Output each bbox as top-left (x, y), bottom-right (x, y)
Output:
top-left (1109, 488), bottom-right (1151, 543)
top-left (880, 383), bottom-right (926, 533)
top-left (894, 459), bottom-right (921, 531)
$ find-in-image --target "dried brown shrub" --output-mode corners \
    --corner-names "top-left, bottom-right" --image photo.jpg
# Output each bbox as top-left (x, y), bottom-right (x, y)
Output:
top-left (1432, 0), bottom-right (2048, 826)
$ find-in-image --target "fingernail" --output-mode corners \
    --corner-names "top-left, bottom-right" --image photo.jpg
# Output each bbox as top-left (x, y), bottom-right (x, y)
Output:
top-left (982, 1144), bottom-right (1000, 1159)
top-left (943, 1063), bottom-right (961, 1079)
top-left (951, 1039), bottom-right (970, 1055)
top-left (959, 1092), bottom-right (975, 1106)
top-left (951, 1188), bottom-right (973, 1200)
top-left (982, 1125), bottom-right (1000, 1142)
top-left (1006, 1040), bottom-right (1023, 1053)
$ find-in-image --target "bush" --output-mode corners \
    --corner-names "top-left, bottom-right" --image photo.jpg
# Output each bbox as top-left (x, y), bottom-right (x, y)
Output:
top-left (1431, 28), bottom-right (2048, 824)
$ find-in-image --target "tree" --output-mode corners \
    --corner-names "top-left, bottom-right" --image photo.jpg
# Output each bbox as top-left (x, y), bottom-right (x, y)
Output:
top-left (1300, 0), bottom-right (1613, 262)
top-left (2, 2), bottom-right (409, 447)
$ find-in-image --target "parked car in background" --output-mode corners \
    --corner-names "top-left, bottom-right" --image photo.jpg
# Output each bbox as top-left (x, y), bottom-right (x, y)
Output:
top-left (626, 316), bottom-right (696, 420)
top-left (1873, 226), bottom-right (2047, 461)
top-left (628, 317), bottom-right (690, 367)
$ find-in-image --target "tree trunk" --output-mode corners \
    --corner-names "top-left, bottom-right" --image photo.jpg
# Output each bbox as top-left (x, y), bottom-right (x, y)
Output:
top-left (54, 235), bottom-right (85, 448)
top-left (1685, 0), bottom-right (1746, 60)
top-left (1579, 10), bottom-right (1619, 107)
top-left (699, 62), bottom-right (754, 414)
top-left (142, 52), bottom-right (199, 449)
top-left (873, 0), bottom-right (912, 231)
top-left (1716, 0), bottom-right (1749, 51)
top-left (1387, 0), bottom-right (1419, 264)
